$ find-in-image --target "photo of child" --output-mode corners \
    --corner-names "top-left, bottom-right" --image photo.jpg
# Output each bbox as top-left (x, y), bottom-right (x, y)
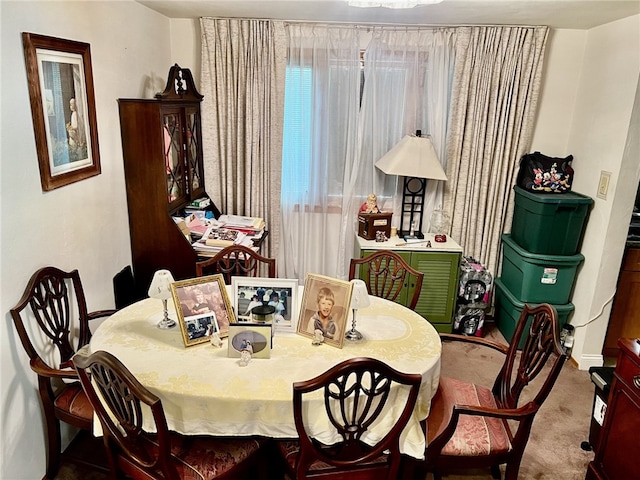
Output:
top-left (311, 287), bottom-right (337, 339)
top-left (297, 274), bottom-right (353, 349)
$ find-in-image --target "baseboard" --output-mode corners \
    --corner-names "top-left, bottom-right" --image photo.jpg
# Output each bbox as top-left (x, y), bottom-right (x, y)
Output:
top-left (577, 353), bottom-right (604, 371)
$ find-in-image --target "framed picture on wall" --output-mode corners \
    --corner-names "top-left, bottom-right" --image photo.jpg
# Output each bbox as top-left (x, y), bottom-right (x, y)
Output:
top-left (296, 274), bottom-right (353, 349)
top-left (22, 32), bottom-right (101, 191)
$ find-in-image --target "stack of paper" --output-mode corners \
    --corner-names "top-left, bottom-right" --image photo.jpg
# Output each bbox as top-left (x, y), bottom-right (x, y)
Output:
top-left (218, 214), bottom-right (265, 233)
top-left (192, 225), bottom-right (255, 256)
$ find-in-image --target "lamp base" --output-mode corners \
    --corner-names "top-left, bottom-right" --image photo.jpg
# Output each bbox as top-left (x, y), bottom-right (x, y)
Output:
top-left (157, 300), bottom-right (176, 328)
top-left (401, 231), bottom-right (424, 239)
top-left (157, 317), bottom-right (176, 329)
top-left (345, 328), bottom-right (363, 341)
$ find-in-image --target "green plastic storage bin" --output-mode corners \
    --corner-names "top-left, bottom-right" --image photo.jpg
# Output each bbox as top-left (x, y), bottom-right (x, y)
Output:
top-left (500, 234), bottom-right (583, 304)
top-left (494, 278), bottom-right (573, 349)
top-left (511, 186), bottom-right (592, 255)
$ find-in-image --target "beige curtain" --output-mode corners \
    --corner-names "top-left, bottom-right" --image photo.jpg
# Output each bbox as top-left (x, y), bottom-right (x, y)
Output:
top-left (444, 26), bottom-right (549, 278)
top-left (200, 18), bottom-right (287, 259)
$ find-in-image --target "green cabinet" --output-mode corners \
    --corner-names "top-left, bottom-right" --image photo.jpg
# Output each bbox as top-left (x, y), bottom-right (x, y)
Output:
top-left (356, 236), bottom-right (461, 333)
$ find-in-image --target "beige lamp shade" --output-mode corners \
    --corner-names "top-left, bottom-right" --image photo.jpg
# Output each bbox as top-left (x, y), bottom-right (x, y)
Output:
top-left (350, 279), bottom-right (371, 309)
top-left (148, 269), bottom-right (175, 300)
top-left (375, 134), bottom-right (447, 181)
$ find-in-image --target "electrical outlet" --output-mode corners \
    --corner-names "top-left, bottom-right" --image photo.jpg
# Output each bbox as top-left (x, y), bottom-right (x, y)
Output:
top-left (597, 171), bottom-right (611, 199)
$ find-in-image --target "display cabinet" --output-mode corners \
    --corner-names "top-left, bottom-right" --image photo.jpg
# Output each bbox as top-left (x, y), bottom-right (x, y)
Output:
top-left (119, 65), bottom-right (220, 294)
top-left (354, 235), bottom-right (462, 333)
top-left (586, 338), bottom-right (640, 480)
top-left (603, 247), bottom-right (640, 359)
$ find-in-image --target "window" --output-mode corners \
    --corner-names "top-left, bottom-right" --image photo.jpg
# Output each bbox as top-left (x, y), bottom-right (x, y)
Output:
top-left (281, 62), bottom-right (363, 207)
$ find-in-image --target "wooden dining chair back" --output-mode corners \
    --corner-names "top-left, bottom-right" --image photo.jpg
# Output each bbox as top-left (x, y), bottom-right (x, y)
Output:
top-left (278, 357), bottom-right (422, 480)
top-left (424, 303), bottom-right (568, 480)
top-left (348, 250), bottom-right (424, 309)
top-left (9, 266), bottom-right (117, 479)
top-left (73, 350), bottom-right (267, 480)
top-left (195, 244), bottom-right (276, 283)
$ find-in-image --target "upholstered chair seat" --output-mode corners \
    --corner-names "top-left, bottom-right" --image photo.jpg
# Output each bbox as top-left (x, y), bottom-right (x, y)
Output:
top-left (426, 377), bottom-right (511, 457)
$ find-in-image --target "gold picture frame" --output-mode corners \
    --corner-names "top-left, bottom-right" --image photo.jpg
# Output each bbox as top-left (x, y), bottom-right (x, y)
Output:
top-left (296, 273), bottom-right (353, 349)
top-left (22, 32), bottom-right (101, 191)
top-left (170, 274), bottom-right (236, 347)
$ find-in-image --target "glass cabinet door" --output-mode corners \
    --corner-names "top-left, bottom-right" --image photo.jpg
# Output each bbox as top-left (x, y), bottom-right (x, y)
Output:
top-left (185, 107), bottom-right (205, 200)
top-left (163, 111), bottom-right (185, 208)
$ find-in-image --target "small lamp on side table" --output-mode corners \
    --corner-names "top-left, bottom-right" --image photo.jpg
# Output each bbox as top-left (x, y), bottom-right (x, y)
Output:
top-left (346, 279), bottom-right (371, 341)
top-left (374, 130), bottom-right (447, 239)
top-left (148, 269), bottom-right (177, 329)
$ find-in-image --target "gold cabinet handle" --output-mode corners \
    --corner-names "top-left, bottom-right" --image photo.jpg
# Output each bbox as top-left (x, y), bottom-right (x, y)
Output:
top-left (634, 375), bottom-right (640, 390)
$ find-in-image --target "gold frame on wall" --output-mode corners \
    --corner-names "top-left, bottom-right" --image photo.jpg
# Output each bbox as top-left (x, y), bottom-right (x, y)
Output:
top-left (22, 32), bottom-right (101, 191)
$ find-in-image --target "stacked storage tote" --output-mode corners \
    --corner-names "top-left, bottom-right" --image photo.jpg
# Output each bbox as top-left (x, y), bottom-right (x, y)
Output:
top-left (494, 186), bottom-right (593, 348)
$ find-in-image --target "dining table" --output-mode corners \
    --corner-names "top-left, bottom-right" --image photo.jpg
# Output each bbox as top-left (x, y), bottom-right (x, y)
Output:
top-left (88, 292), bottom-right (442, 459)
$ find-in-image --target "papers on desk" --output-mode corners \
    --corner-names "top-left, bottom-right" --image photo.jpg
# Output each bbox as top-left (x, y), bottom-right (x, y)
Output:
top-left (218, 214), bottom-right (265, 233)
top-left (192, 225), bottom-right (256, 256)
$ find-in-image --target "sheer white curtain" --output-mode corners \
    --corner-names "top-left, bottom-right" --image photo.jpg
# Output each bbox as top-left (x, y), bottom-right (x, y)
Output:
top-left (279, 24), bottom-right (362, 280)
top-left (338, 27), bottom-right (458, 274)
top-left (280, 25), bottom-right (457, 280)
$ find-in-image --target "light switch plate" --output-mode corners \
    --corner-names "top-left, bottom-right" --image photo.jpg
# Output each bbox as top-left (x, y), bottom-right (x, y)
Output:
top-left (597, 171), bottom-right (611, 199)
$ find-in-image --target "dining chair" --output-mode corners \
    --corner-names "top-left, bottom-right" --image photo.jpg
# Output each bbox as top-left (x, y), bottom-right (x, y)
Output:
top-left (73, 349), bottom-right (269, 480)
top-left (348, 250), bottom-right (424, 309)
top-left (421, 303), bottom-right (568, 480)
top-left (195, 244), bottom-right (276, 283)
top-left (9, 266), bottom-right (117, 479)
top-left (277, 356), bottom-right (422, 480)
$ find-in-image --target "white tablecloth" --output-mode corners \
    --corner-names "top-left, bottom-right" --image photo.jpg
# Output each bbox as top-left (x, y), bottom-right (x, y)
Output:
top-left (89, 295), bottom-right (441, 459)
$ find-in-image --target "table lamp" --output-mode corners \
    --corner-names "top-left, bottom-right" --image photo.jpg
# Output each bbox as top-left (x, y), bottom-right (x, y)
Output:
top-left (375, 130), bottom-right (447, 239)
top-left (148, 269), bottom-right (176, 329)
top-left (346, 279), bottom-right (371, 341)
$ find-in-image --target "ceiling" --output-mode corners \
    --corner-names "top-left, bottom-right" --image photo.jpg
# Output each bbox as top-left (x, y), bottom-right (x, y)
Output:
top-left (136, 0), bottom-right (640, 30)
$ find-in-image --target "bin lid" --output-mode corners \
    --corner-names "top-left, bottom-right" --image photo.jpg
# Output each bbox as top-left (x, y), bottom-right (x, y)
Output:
top-left (502, 234), bottom-right (585, 263)
top-left (588, 366), bottom-right (615, 393)
top-left (495, 277), bottom-right (575, 311)
top-left (514, 185), bottom-right (594, 205)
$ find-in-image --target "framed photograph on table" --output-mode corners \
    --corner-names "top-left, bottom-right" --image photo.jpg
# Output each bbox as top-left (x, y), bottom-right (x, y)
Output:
top-left (170, 274), bottom-right (236, 347)
top-left (296, 274), bottom-right (353, 349)
top-left (227, 324), bottom-right (272, 359)
top-left (22, 32), bottom-right (101, 191)
top-left (231, 277), bottom-right (299, 332)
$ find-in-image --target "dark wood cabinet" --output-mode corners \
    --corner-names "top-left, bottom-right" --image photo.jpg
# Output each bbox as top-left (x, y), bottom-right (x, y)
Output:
top-left (118, 65), bottom-right (220, 293)
top-left (586, 338), bottom-right (640, 480)
top-left (604, 248), bottom-right (640, 358)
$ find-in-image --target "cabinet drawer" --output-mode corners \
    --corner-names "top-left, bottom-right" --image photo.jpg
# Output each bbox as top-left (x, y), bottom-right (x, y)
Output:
top-left (615, 351), bottom-right (640, 396)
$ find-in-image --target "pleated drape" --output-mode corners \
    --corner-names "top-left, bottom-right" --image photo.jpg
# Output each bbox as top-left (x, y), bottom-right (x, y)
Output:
top-left (200, 18), bottom-right (287, 258)
top-left (444, 26), bottom-right (549, 278)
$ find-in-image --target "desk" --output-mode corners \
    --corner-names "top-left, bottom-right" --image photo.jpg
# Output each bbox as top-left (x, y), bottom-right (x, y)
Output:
top-left (89, 295), bottom-right (441, 459)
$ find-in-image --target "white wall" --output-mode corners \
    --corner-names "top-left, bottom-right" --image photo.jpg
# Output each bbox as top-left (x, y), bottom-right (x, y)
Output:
top-left (0, 1), bottom-right (172, 478)
top-left (530, 16), bottom-right (640, 368)
top-left (565, 15), bottom-right (640, 369)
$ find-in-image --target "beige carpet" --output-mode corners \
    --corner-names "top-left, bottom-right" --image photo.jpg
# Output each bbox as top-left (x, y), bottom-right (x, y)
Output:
top-left (54, 323), bottom-right (596, 480)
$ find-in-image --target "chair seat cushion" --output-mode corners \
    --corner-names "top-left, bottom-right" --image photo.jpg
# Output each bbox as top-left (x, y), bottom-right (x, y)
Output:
top-left (426, 376), bottom-right (511, 457)
top-left (54, 382), bottom-right (93, 422)
top-left (277, 439), bottom-right (388, 474)
top-left (137, 433), bottom-right (263, 480)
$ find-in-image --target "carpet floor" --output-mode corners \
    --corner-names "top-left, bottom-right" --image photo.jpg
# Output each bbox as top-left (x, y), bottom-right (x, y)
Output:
top-left (54, 323), bottom-right (596, 480)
